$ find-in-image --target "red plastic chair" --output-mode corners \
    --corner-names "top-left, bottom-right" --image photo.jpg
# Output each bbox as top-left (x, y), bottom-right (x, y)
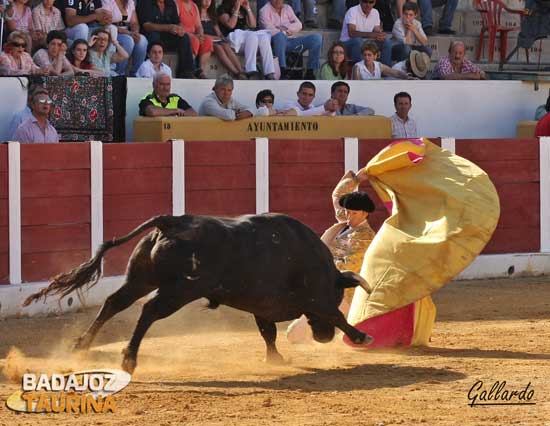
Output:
top-left (474, 0), bottom-right (526, 63)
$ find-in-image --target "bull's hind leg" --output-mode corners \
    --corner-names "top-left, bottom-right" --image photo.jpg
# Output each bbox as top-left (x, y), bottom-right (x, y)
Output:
top-left (254, 316), bottom-right (285, 364)
top-left (121, 289), bottom-right (202, 374)
top-left (73, 279), bottom-right (155, 351)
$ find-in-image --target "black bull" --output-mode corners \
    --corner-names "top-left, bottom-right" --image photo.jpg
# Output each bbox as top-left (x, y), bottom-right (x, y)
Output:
top-left (24, 214), bottom-right (373, 373)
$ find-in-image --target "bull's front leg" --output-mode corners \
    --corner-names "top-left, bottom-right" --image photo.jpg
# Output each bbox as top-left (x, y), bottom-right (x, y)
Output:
top-left (254, 315), bottom-right (286, 365)
top-left (327, 309), bottom-right (374, 346)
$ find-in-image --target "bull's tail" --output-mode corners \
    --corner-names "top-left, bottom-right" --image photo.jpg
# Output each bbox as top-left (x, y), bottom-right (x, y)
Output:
top-left (22, 215), bottom-right (172, 307)
top-left (337, 270), bottom-right (371, 294)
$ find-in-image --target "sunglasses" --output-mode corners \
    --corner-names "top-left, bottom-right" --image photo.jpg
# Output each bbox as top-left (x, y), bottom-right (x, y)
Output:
top-left (37, 99), bottom-right (53, 105)
top-left (261, 98), bottom-right (274, 104)
top-left (332, 50), bottom-right (345, 54)
top-left (361, 0), bottom-right (376, 3)
top-left (11, 42), bottom-right (27, 48)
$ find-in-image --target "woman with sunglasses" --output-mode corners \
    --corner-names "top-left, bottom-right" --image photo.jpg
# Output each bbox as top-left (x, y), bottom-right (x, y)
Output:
top-left (255, 89), bottom-right (296, 116)
top-left (317, 41), bottom-right (348, 80)
top-left (0, 31), bottom-right (46, 76)
top-left (67, 39), bottom-right (106, 77)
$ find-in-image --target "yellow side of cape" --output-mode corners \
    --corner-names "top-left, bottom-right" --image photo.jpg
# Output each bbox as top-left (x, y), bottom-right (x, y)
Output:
top-left (348, 139), bottom-right (500, 325)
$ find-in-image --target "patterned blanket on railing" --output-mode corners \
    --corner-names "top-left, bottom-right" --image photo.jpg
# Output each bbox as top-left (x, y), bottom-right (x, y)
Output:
top-left (29, 76), bottom-right (114, 142)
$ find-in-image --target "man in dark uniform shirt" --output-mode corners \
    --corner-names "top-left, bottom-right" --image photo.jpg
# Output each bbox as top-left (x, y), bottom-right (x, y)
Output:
top-left (61, 0), bottom-right (112, 43)
top-left (139, 71), bottom-right (197, 117)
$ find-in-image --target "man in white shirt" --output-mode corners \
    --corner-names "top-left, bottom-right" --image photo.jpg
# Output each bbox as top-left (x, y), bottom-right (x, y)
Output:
top-left (199, 75), bottom-right (254, 121)
top-left (340, 0), bottom-right (393, 65)
top-left (390, 91), bottom-right (417, 138)
top-left (136, 42), bottom-right (173, 78)
top-left (282, 81), bottom-right (338, 116)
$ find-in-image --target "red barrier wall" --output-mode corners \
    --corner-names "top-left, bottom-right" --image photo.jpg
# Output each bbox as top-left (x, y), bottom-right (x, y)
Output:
top-left (185, 140), bottom-right (256, 216)
top-left (20, 144), bottom-right (90, 282)
top-left (269, 139), bottom-right (344, 234)
top-left (456, 138), bottom-right (540, 254)
top-left (103, 143), bottom-right (172, 275)
top-left (0, 145), bottom-right (8, 284)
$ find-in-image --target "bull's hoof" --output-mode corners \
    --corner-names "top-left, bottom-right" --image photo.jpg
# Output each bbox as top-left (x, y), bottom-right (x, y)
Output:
top-left (265, 352), bottom-right (287, 365)
top-left (72, 336), bottom-right (91, 353)
top-left (353, 333), bottom-right (374, 346)
top-left (121, 348), bottom-right (137, 374)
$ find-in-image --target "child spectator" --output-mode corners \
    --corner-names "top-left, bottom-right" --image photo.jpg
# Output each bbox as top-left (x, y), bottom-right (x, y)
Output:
top-left (88, 27), bottom-right (128, 76)
top-left (136, 41), bottom-right (172, 78)
top-left (33, 30), bottom-right (74, 76)
top-left (195, 0), bottom-right (247, 79)
top-left (67, 38), bottom-right (106, 76)
top-left (352, 42), bottom-right (409, 79)
top-left (392, 2), bottom-right (431, 62)
top-left (317, 41), bottom-right (348, 80)
top-left (32, 0), bottom-right (65, 49)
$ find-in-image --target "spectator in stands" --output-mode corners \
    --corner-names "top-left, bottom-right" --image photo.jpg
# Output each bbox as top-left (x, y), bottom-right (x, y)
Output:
top-left (5, 0), bottom-right (34, 51)
top-left (340, 0), bottom-right (393, 66)
top-left (175, 0), bottom-right (213, 79)
top-left (88, 27), bottom-right (129, 75)
top-left (139, 72), bottom-right (197, 117)
top-left (101, 0), bottom-right (148, 76)
top-left (352, 42), bottom-right (409, 79)
top-left (137, 0), bottom-right (196, 78)
top-left (259, 0), bottom-right (322, 80)
top-left (330, 81), bottom-right (375, 115)
top-left (433, 40), bottom-right (487, 80)
top-left (14, 89), bottom-right (59, 143)
top-left (33, 30), bottom-right (75, 76)
top-left (9, 86), bottom-right (48, 140)
top-left (392, 49), bottom-right (430, 79)
top-left (196, 0), bottom-right (247, 79)
top-left (136, 41), bottom-right (172, 78)
top-left (391, 91), bottom-right (417, 138)
top-left (67, 38), bottom-right (106, 75)
top-left (417, 0), bottom-right (457, 35)
top-left (218, 0), bottom-right (276, 80)
top-left (62, 0), bottom-right (112, 43)
top-left (282, 81), bottom-right (338, 116)
top-left (317, 41), bottom-right (348, 80)
top-left (255, 88), bottom-right (297, 116)
top-left (0, 31), bottom-right (47, 75)
top-left (32, 0), bottom-right (65, 49)
top-left (535, 95), bottom-right (550, 137)
top-left (257, 0), bottom-right (323, 29)
top-left (392, 2), bottom-right (431, 62)
top-left (199, 74), bottom-right (254, 120)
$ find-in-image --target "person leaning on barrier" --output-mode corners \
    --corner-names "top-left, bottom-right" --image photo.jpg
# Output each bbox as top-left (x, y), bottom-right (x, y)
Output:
top-left (199, 75), bottom-right (253, 121)
top-left (255, 88), bottom-right (297, 116)
top-left (14, 89), bottom-right (59, 144)
top-left (139, 71), bottom-right (197, 117)
top-left (330, 81), bottom-right (375, 116)
top-left (281, 81), bottom-right (338, 116)
top-left (535, 94), bottom-right (550, 137)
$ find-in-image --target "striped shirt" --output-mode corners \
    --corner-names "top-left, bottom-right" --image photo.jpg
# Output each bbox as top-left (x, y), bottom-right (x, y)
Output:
top-left (391, 113), bottom-right (417, 139)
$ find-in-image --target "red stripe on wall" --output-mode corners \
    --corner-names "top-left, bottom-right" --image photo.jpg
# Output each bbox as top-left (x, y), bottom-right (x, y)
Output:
top-left (22, 169), bottom-right (90, 198)
top-left (270, 139), bottom-right (344, 163)
top-left (21, 197), bottom-right (91, 226)
top-left (104, 168), bottom-right (172, 195)
top-left (185, 140), bottom-right (255, 217)
top-left (21, 250), bottom-right (90, 283)
top-left (103, 143), bottom-right (172, 169)
top-left (456, 138), bottom-right (539, 161)
top-left (21, 144), bottom-right (89, 170)
top-left (22, 224), bottom-right (90, 253)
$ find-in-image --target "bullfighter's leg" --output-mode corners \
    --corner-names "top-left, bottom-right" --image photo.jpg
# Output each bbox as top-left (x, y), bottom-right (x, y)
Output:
top-left (121, 288), bottom-right (202, 374)
top-left (323, 309), bottom-right (374, 346)
top-left (254, 315), bottom-right (286, 364)
top-left (73, 279), bottom-right (156, 351)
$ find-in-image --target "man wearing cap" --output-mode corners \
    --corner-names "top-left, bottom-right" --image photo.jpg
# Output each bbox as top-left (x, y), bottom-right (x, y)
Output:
top-left (391, 91), bottom-right (417, 138)
top-left (287, 169), bottom-right (376, 343)
top-left (392, 50), bottom-right (430, 79)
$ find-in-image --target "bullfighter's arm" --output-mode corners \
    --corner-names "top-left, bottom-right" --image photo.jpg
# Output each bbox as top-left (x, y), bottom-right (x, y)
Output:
top-left (332, 170), bottom-right (360, 223)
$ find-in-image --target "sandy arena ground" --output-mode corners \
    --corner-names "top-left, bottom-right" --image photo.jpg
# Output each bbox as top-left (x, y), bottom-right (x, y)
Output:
top-left (0, 276), bottom-right (549, 425)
